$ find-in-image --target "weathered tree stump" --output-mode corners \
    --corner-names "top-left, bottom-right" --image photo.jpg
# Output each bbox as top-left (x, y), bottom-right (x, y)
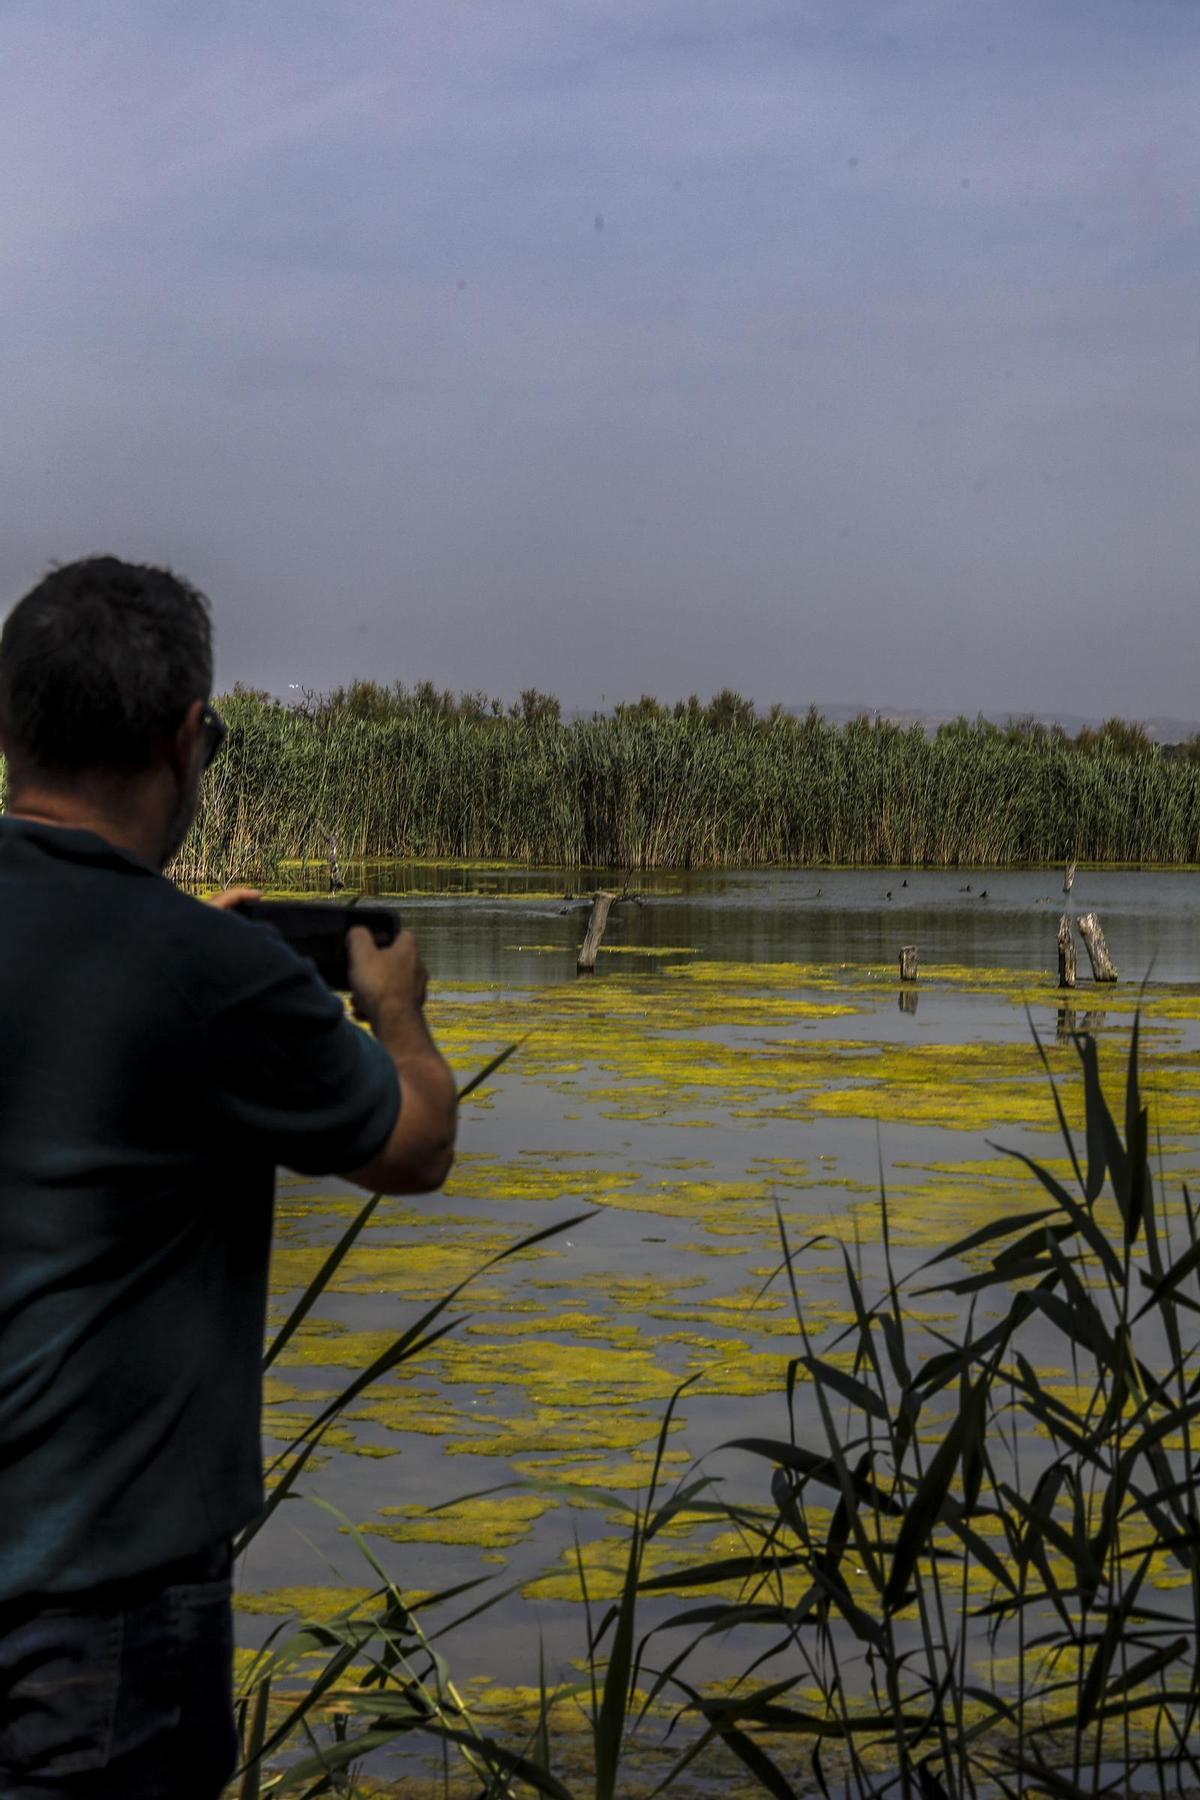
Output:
top-left (577, 891), bottom-right (617, 974)
top-left (1057, 915), bottom-right (1076, 990)
top-left (899, 945), bottom-right (919, 982)
top-left (1078, 911), bottom-right (1118, 982)
top-left (1063, 860), bottom-right (1076, 895)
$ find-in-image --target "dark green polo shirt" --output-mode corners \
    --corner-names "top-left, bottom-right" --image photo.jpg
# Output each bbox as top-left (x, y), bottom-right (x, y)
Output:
top-left (0, 817), bottom-right (400, 1601)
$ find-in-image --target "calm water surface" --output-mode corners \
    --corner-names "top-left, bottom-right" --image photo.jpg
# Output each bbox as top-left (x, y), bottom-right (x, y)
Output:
top-left (352, 861), bottom-right (1200, 984)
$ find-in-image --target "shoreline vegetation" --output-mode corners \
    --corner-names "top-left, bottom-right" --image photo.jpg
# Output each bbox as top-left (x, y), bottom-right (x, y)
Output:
top-left (180, 683), bottom-right (1200, 885)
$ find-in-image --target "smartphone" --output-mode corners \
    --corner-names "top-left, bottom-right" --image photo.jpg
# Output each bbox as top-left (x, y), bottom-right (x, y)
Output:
top-left (235, 900), bottom-right (398, 990)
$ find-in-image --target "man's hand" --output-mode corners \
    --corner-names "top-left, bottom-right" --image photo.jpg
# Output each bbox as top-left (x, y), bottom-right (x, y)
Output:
top-left (347, 926), bottom-right (428, 1024)
top-left (207, 886), bottom-right (262, 910)
top-left (343, 926), bottom-right (456, 1196)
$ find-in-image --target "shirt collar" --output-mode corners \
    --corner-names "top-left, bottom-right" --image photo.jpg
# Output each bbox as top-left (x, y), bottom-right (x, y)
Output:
top-left (0, 814), bottom-right (162, 878)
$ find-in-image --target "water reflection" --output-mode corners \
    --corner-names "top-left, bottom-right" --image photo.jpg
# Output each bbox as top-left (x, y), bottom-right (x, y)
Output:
top-left (1056, 1008), bottom-right (1110, 1043)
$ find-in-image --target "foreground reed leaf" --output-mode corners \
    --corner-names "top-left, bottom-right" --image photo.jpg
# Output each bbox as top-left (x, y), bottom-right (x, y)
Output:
top-left (235, 1675), bottom-right (271, 1800)
top-left (270, 1722), bottom-right (578, 1798)
top-left (658, 1676), bottom-right (799, 1800)
top-left (637, 1550), bottom-right (808, 1595)
top-left (913, 1207), bottom-right (1058, 1277)
top-left (456, 1038), bottom-right (521, 1101)
top-left (794, 1353), bottom-right (889, 1421)
top-left (1131, 1231), bottom-right (1200, 1321)
top-left (235, 1431), bottom-right (326, 1557)
top-left (701, 1692), bottom-right (926, 1737)
top-left (593, 1511), bottom-right (641, 1800)
top-left (883, 1394), bottom-right (971, 1612)
top-left (1071, 1033), bottom-right (1109, 1204)
top-left (263, 1188), bottom-right (383, 1373)
top-left (803, 1563), bottom-right (886, 1650)
top-left (706, 1720), bottom-right (798, 1800)
top-left (1077, 1550), bottom-right (1154, 1728)
top-left (426, 1727), bottom-right (579, 1800)
top-left (912, 1299), bottom-right (1032, 1397)
top-left (725, 1437), bottom-right (903, 1516)
top-left (1001, 1150), bottom-right (1124, 1287)
top-left (1029, 1010), bottom-right (1087, 1202)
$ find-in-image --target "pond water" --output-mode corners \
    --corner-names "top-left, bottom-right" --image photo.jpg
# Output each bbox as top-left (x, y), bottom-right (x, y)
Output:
top-left (239, 864), bottom-right (1200, 1777)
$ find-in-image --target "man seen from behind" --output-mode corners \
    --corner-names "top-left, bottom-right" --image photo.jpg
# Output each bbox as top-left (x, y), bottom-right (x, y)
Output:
top-left (0, 557), bottom-right (458, 1797)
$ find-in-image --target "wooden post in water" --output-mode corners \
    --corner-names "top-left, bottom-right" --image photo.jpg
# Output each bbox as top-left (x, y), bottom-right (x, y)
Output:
top-left (1063, 860), bottom-right (1076, 895)
top-left (1057, 915), bottom-right (1076, 990)
top-left (577, 891), bottom-right (617, 974)
top-left (1078, 912), bottom-right (1118, 982)
top-left (899, 945), bottom-right (919, 982)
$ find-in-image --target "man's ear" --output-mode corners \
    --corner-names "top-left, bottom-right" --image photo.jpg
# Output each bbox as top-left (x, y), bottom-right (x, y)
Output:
top-left (165, 698), bottom-right (206, 784)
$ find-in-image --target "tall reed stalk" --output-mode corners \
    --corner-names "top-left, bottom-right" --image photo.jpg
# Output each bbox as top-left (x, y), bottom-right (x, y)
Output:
top-left (179, 694), bottom-right (1200, 882)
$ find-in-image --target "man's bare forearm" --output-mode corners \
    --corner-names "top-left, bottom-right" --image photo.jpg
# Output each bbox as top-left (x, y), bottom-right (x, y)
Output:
top-left (344, 927), bottom-right (458, 1193)
top-left (371, 998), bottom-right (458, 1129)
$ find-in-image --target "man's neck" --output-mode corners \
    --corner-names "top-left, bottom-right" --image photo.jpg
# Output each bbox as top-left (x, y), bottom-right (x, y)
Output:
top-left (6, 785), bottom-right (165, 868)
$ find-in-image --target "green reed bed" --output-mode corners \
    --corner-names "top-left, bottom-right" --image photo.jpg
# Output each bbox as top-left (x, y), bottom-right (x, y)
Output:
top-left (235, 1025), bottom-right (1200, 1798)
top-left (181, 691), bottom-right (1200, 882)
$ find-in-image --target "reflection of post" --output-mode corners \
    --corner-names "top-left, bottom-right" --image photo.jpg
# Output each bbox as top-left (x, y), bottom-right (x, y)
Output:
top-left (1080, 1010), bottom-right (1108, 1035)
top-left (1057, 915), bottom-right (1076, 990)
top-left (1063, 860), bottom-right (1076, 895)
top-left (898, 988), bottom-right (919, 1016)
top-left (1078, 912), bottom-right (1118, 982)
top-left (1056, 1006), bottom-right (1077, 1043)
top-left (899, 945), bottom-right (919, 982)
top-left (577, 891), bottom-right (617, 974)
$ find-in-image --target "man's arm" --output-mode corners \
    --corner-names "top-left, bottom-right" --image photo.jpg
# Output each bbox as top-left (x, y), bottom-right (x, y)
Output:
top-left (341, 927), bottom-right (457, 1194)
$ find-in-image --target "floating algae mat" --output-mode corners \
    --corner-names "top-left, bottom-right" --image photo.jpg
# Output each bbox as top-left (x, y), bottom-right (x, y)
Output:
top-left (237, 865), bottom-right (1200, 1737)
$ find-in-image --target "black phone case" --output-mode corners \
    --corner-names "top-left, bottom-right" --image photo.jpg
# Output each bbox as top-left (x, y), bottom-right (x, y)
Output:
top-left (235, 901), bottom-right (398, 989)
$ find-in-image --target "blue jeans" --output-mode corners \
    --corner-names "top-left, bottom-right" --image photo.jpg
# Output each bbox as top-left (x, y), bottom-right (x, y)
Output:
top-left (0, 1544), bottom-right (236, 1799)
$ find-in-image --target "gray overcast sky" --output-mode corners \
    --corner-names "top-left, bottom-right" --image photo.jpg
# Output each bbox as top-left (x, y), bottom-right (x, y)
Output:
top-left (2, 0), bottom-right (1198, 716)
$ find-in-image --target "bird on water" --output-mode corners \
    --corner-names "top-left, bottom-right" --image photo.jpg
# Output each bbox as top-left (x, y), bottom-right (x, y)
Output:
top-left (327, 833), bottom-right (345, 893)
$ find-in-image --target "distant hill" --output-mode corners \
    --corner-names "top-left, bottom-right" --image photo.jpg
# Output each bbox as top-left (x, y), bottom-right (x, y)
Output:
top-left (792, 704), bottom-right (1200, 746)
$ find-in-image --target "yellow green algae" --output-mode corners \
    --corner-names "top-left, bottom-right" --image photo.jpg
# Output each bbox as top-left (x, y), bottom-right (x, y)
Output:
top-left (422, 964), bottom-right (1189, 1143)
top-left (367, 1492), bottom-right (557, 1550)
top-left (243, 945), bottom-right (1200, 1681)
top-left (235, 1584), bottom-right (379, 1620)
